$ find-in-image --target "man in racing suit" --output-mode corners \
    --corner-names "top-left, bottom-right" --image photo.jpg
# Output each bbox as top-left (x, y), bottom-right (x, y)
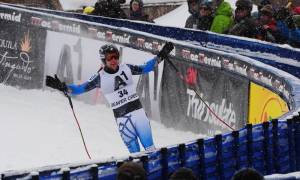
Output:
top-left (46, 42), bottom-right (174, 153)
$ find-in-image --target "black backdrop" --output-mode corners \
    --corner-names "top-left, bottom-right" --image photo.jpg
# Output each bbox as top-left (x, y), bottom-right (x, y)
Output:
top-left (160, 58), bottom-right (249, 135)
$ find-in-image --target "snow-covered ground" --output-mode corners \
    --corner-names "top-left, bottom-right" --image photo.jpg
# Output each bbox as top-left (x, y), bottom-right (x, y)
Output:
top-left (0, 85), bottom-right (201, 172)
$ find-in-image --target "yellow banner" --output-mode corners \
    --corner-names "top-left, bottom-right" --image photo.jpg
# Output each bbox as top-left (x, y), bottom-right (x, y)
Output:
top-left (248, 82), bottom-right (289, 124)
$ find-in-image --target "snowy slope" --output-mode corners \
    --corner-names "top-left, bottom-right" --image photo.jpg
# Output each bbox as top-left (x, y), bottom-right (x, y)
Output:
top-left (0, 85), bottom-right (202, 172)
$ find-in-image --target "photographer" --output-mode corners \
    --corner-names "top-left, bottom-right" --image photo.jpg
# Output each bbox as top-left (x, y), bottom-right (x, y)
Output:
top-left (91, 0), bottom-right (127, 19)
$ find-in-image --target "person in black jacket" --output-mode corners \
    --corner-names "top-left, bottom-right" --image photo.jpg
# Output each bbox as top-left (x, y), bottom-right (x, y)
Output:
top-left (197, 1), bottom-right (214, 30)
top-left (91, 0), bottom-right (127, 19)
top-left (185, 0), bottom-right (214, 31)
top-left (185, 0), bottom-right (201, 29)
top-left (228, 0), bottom-right (259, 38)
top-left (129, 0), bottom-right (153, 22)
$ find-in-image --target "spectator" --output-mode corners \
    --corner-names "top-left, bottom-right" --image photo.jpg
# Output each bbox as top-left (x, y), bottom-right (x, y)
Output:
top-left (231, 168), bottom-right (265, 180)
top-left (293, 6), bottom-right (300, 15)
top-left (258, 0), bottom-right (272, 12)
top-left (185, 0), bottom-right (214, 31)
top-left (275, 7), bottom-right (300, 47)
top-left (169, 167), bottom-right (197, 180)
top-left (198, 1), bottom-right (214, 30)
top-left (256, 4), bottom-right (285, 43)
top-left (228, 0), bottom-right (258, 38)
top-left (251, 0), bottom-right (271, 18)
top-left (129, 0), bottom-right (153, 22)
top-left (83, 6), bottom-right (95, 15)
top-left (117, 161), bottom-right (147, 180)
top-left (210, 0), bottom-right (234, 34)
top-left (185, 0), bottom-right (201, 29)
top-left (91, 0), bottom-right (127, 19)
top-left (294, 14), bottom-right (300, 26)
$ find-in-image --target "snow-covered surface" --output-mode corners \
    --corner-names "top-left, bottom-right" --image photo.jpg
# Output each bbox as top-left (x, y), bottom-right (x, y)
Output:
top-left (154, 2), bottom-right (189, 27)
top-left (0, 85), bottom-right (202, 172)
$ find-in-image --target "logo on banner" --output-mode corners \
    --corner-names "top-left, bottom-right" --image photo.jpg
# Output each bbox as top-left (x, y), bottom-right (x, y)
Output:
top-left (152, 41), bottom-right (159, 51)
top-left (0, 31), bottom-right (34, 82)
top-left (185, 67), bottom-right (197, 85)
top-left (105, 31), bottom-right (130, 44)
top-left (0, 39), bottom-right (17, 50)
top-left (186, 89), bottom-right (236, 129)
top-left (181, 49), bottom-right (221, 67)
top-left (181, 49), bottom-right (190, 59)
top-left (31, 17), bottom-right (80, 34)
top-left (137, 38), bottom-right (145, 48)
top-left (0, 12), bottom-right (21, 23)
top-left (88, 27), bottom-right (98, 38)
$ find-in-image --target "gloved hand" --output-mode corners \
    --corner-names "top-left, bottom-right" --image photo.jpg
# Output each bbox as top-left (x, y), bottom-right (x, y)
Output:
top-left (157, 42), bottom-right (174, 61)
top-left (46, 74), bottom-right (68, 93)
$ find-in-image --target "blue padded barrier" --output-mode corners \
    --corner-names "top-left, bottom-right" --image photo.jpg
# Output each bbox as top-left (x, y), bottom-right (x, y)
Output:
top-left (279, 121), bottom-right (291, 173)
top-left (2, 119), bottom-right (300, 179)
top-left (288, 118), bottom-right (297, 172)
top-left (294, 116), bottom-right (300, 171)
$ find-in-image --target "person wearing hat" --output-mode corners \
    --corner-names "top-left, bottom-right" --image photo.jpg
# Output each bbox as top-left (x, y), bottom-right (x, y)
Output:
top-left (91, 0), bottom-right (127, 19)
top-left (276, 13), bottom-right (300, 47)
top-left (129, 0), bottom-right (153, 22)
top-left (45, 42), bottom-right (174, 153)
top-left (185, 0), bottom-right (201, 29)
top-left (198, 0), bottom-right (215, 30)
top-left (185, 0), bottom-right (214, 31)
top-left (209, 0), bottom-right (234, 34)
top-left (228, 0), bottom-right (259, 38)
top-left (256, 4), bottom-right (285, 43)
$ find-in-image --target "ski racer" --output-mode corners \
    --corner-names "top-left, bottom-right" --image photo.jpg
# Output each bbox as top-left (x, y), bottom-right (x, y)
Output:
top-left (45, 42), bottom-right (174, 153)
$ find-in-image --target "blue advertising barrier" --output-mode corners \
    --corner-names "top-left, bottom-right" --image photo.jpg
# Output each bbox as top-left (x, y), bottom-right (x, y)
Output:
top-left (4, 3), bottom-right (300, 79)
top-left (2, 118), bottom-right (300, 180)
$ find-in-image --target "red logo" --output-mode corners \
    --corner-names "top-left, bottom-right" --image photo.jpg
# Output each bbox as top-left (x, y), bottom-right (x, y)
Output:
top-left (185, 67), bottom-right (197, 85)
top-left (137, 38), bottom-right (145, 48)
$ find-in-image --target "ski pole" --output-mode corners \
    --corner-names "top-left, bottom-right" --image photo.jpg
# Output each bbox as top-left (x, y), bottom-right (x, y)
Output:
top-left (63, 91), bottom-right (92, 159)
top-left (165, 57), bottom-right (235, 131)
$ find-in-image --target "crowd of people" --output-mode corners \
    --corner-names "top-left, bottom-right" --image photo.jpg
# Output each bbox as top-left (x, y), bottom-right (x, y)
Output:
top-left (83, 0), bottom-right (299, 48)
top-left (83, 0), bottom-right (153, 23)
top-left (185, 0), bottom-right (300, 48)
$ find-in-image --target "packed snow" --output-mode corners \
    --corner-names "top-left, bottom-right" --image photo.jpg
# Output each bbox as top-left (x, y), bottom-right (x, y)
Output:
top-left (0, 84), bottom-right (202, 172)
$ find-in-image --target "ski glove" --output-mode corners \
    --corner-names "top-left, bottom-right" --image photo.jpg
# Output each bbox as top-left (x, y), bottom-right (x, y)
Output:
top-left (46, 74), bottom-right (68, 93)
top-left (157, 42), bottom-right (174, 61)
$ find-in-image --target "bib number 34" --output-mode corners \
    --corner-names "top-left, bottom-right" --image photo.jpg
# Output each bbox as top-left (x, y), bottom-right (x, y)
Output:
top-left (118, 89), bottom-right (128, 97)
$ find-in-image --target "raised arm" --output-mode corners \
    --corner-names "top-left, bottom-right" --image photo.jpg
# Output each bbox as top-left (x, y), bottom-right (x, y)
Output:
top-left (128, 42), bottom-right (174, 75)
top-left (68, 74), bottom-right (100, 95)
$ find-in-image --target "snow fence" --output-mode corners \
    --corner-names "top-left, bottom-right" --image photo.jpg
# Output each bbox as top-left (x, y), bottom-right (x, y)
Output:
top-left (1, 3), bottom-right (300, 180)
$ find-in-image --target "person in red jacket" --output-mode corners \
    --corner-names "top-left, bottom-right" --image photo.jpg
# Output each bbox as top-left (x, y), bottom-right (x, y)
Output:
top-left (256, 4), bottom-right (286, 43)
